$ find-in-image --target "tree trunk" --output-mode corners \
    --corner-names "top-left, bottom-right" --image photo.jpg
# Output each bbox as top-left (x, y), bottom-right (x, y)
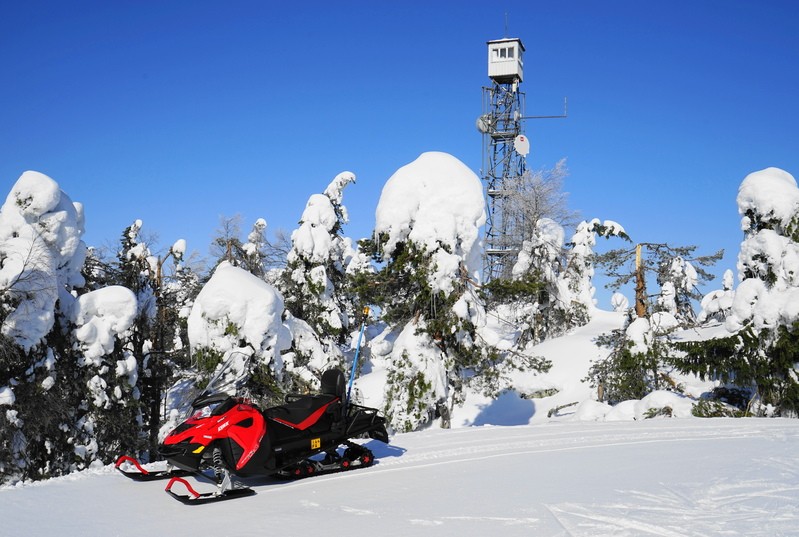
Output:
top-left (635, 244), bottom-right (647, 318)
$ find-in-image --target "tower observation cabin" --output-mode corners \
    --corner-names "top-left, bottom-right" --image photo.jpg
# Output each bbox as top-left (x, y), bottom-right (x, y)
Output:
top-left (487, 38), bottom-right (524, 83)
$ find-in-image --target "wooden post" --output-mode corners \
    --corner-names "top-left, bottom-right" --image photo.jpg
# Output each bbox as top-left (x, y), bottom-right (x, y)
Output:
top-left (635, 243), bottom-right (647, 318)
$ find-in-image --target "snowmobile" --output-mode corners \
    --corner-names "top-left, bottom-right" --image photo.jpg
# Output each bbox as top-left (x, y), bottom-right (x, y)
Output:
top-left (115, 352), bottom-right (389, 504)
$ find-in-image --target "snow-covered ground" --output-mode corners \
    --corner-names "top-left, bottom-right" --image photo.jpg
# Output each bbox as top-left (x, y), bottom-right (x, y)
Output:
top-left (2, 419), bottom-right (798, 536)
top-left (451, 309), bottom-right (627, 427)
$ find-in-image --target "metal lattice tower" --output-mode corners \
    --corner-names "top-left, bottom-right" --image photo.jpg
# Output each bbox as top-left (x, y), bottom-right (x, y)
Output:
top-left (478, 38), bottom-right (528, 282)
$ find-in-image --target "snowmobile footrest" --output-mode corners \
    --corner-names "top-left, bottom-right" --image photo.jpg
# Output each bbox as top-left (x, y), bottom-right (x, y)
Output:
top-left (165, 476), bottom-right (255, 504)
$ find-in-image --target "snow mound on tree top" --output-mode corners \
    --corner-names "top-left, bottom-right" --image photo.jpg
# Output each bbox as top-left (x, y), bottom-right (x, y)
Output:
top-left (375, 152), bottom-right (486, 278)
top-left (290, 194), bottom-right (338, 264)
top-left (7, 170), bottom-right (61, 217)
top-left (73, 286), bottom-right (138, 365)
top-left (187, 262), bottom-right (289, 361)
top-left (737, 167), bottom-right (799, 228)
top-left (0, 170), bottom-right (86, 351)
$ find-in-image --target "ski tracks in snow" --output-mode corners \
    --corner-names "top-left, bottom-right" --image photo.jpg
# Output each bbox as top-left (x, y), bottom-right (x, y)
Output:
top-left (367, 421), bottom-right (751, 473)
top-left (540, 424), bottom-right (799, 537)
top-left (547, 474), bottom-right (799, 537)
top-left (337, 420), bottom-right (799, 536)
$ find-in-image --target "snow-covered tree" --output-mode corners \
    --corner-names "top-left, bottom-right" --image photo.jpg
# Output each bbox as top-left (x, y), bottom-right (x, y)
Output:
top-left (211, 215), bottom-right (289, 279)
top-left (589, 311), bottom-right (681, 404)
top-left (696, 269), bottom-right (735, 324)
top-left (596, 241), bottom-right (721, 322)
top-left (562, 219), bottom-right (629, 322)
top-left (587, 229), bottom-right (722, 404)
top-left (91, 222), bottom-right (193, 459)
top-left (69, 285), bottom-right (142, 462)
top-left (187, 262), bottom-right (290, 406)
top-left (357, 152), bottom-right (548, 432)
top-left (0, 171), bottom-right (88, 481)
top-left (493, 218), bottom-right (629, 346)
top-left (278, 172), bottom-right (360, 384)
top-left (498, 218), bottom-right (568, 344)
top-left (241, 218), bottom-right (268, 278)
top-left (0, 171), bottom-right (86, 351)
top-left (675, 167), bottom-right (799, 415)
top-left (163, 249), bottom-right (201, 359)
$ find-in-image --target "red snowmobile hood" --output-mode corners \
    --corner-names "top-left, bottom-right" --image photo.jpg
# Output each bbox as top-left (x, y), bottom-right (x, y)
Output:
top-left (164, 399), bottom-right (266, 470)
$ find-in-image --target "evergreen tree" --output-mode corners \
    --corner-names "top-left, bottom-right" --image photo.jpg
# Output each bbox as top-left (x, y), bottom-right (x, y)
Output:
top-left (97, 221), bottom-right (191, 459)
top-left (489, 218), bottom-right (630, 346)
top-left (672, 168), bottom-right (799, 416)
top-left (588, 315), bottom-right (678, 404)
top-left (674, 324), bottom-right (799, 415)
top-left (359, 153), bottom-right (551, 432)
top-left (356, 235), bottom-right (479, 430)
top-left (186, 262), bottom-right (290, 407)
top-left (0, 171), bottom-right (89, 481)
top-left (278, 172), bottom-right (358, 384)
top-left (71, 285), bottom-right (143, 462)
top-left (696, 269), bottom-right (735, 324)
top-left (596, 241), bottom-right (722, 322)
top-left (211, 215), bottom-right (289, 279)
top-left (586, 235), bottom-right (721, 405)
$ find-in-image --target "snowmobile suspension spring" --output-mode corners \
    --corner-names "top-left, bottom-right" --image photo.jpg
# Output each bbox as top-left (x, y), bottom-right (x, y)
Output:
top-left (212, 447), bottom-right (225, 475)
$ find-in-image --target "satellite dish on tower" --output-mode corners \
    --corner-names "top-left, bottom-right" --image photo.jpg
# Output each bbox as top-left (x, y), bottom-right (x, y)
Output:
top-left (514, 134), bottom-right (530, 156)
top-left (476, 114), bottom-right (493, 134)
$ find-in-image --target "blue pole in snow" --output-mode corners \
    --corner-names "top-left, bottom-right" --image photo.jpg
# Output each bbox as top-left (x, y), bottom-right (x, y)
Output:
top-left (346, 307), bottom-right (370, 409)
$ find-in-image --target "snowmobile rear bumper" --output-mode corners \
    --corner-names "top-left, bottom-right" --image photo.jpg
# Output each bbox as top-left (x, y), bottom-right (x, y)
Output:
top-left (345, 403), bottom-right (389, 443)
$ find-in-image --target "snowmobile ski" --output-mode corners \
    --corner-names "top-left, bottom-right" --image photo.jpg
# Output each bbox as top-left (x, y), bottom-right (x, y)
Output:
top-left (114, 455), bottom-right (189, 481)
top-left (164, 476), bottom-right (255, 504)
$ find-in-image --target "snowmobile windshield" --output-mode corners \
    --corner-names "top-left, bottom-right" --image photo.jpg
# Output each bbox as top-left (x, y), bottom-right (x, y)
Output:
top-left (193, 351), bottom-right (253, 406)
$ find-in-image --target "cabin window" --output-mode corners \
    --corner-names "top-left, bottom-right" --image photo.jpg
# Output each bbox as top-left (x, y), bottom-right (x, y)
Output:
top-left (492, 45), bottom-right (518, 62)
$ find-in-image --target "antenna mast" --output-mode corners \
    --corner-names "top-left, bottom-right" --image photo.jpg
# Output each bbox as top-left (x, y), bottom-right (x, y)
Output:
top-left (478, 36), bottom-right (566, 282)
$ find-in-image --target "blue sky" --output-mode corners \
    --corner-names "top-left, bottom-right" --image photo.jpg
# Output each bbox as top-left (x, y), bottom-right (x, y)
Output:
top-left (2, 1), bottom-right (797, 307)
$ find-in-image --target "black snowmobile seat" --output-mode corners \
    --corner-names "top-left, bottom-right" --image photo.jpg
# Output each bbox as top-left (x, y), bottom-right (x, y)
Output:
top-left (266, 394), bottom-right (338, 431)
top-left (265, 369), bottom-right (346, 431)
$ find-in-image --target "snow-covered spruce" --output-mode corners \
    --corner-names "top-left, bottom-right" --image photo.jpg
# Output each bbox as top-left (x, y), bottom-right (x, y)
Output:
top-left (367, 152), bottom-right (511, 432)
top-left (279, 171), bottom-right (361, 386)
top-left (679, 167), bottom-right (799, 415)
top-left (503, 217), bottom-right (629, 346)
top-left (188, 261), bottom-right (290, 380)
top-left (0, 171), bottom-right (92, 481)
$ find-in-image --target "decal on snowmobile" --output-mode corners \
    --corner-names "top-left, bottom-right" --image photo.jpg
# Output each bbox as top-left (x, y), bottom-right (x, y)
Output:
top-left (266, 398), bottom-right (339, 430)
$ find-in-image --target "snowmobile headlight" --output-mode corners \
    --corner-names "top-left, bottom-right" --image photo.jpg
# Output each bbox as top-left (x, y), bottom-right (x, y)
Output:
top-left (191, 403), bottom-right (220, 420)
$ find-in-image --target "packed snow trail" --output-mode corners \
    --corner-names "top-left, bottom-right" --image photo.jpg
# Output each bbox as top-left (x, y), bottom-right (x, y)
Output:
top-left (3, 419), bottom-right (798, 536)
